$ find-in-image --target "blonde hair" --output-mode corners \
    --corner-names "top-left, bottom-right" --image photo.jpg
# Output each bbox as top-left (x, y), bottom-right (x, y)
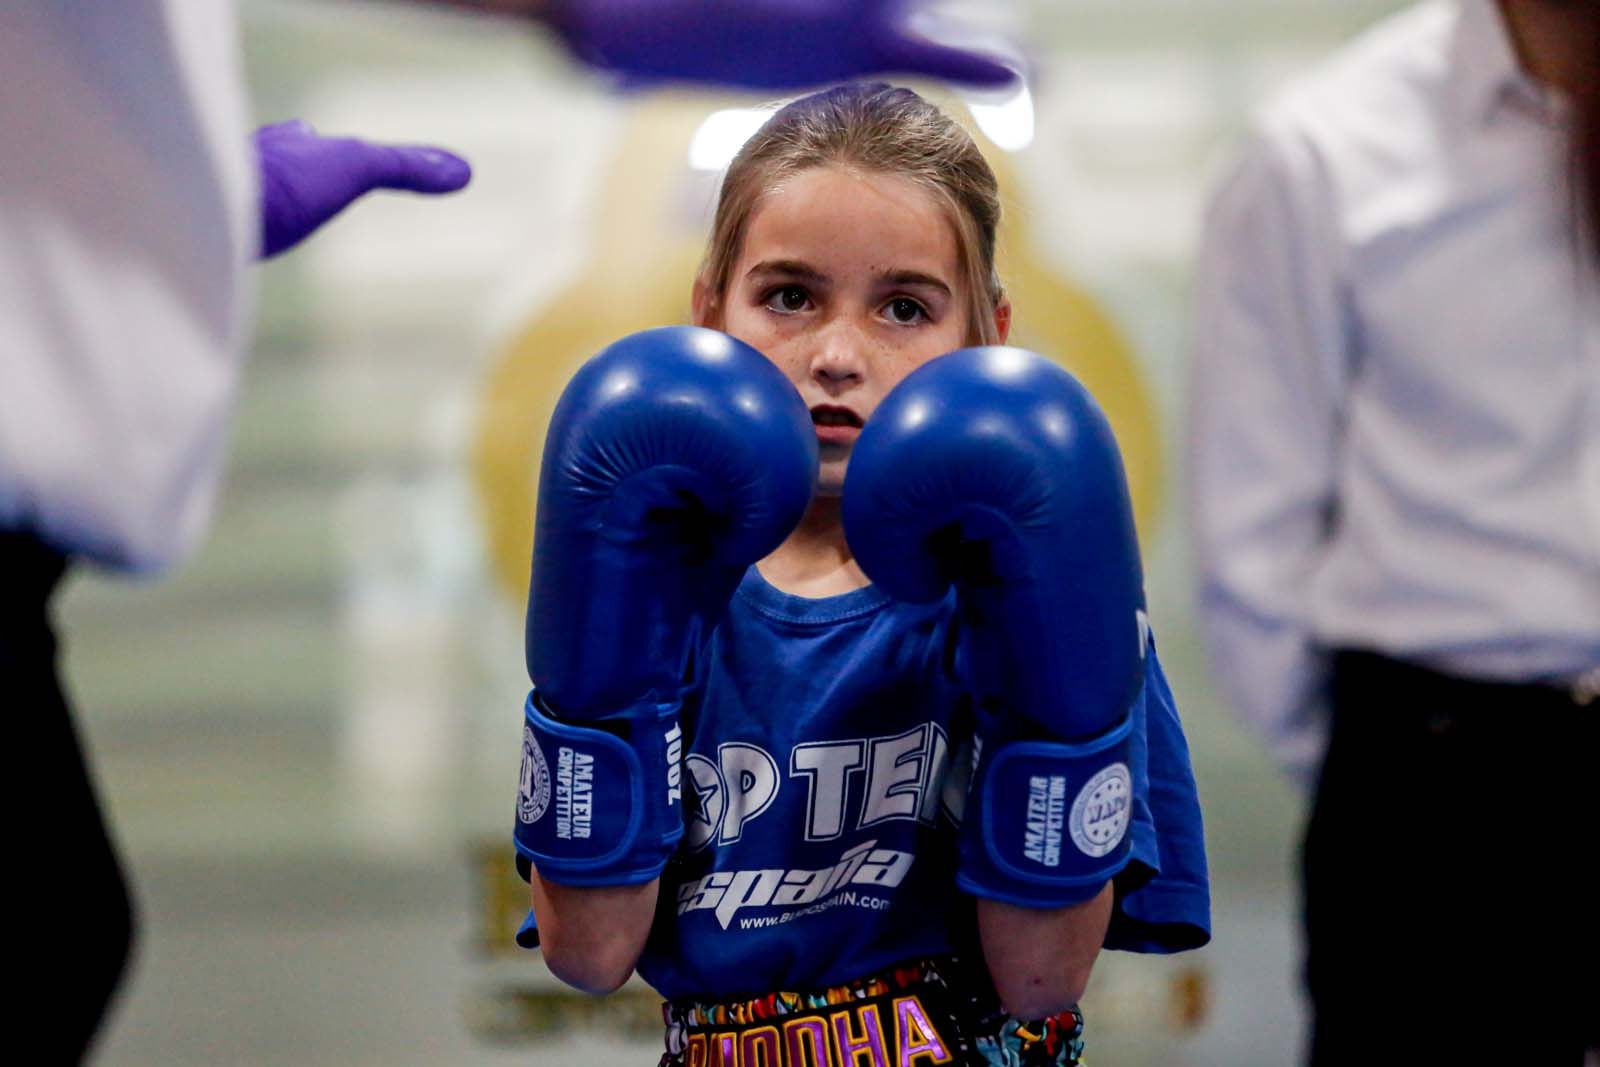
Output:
top-left (698, 83), bottom-right (1004, 345)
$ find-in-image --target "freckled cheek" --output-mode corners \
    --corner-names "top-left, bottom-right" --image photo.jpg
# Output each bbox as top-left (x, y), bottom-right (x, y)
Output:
top-left (753, 340), bottom-right (810, 390)
top-left (721, 314), bottom-right (792, 375)
top-left (879, 348), bottom-right (941, 392)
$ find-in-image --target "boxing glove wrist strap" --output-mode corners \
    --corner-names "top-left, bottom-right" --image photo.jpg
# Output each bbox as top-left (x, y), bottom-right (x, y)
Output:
top-left (956, 713), bottom-right (1135, 908)
top-left (513, 690), bottom-right (684, 887)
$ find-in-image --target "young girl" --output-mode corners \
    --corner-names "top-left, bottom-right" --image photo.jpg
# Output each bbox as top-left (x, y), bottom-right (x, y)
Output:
top-left (515, 83), bottom-right (1209, 1066)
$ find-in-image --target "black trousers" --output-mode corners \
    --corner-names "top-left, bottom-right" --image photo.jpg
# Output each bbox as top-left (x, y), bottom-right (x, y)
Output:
top-left (3, 532), bottom-right (136, 1062)
top-left (1303, 651), bottom-right (1597, 1064)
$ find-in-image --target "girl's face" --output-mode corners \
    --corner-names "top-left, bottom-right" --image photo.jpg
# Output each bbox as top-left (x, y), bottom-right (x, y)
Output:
top-left (695, 165), bottom-right (1009, 497)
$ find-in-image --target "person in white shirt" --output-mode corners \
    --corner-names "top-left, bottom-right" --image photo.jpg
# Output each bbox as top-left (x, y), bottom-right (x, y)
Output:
top-left (1186, 0), bottom-right (1598, 1061)
top-left (0, 3), bottom-right (1016, 1060)
top-left (2, 9), bottom-right (473, 1059)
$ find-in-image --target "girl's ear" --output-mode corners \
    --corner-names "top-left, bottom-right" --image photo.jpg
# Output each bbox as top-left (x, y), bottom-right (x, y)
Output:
top-left (993, 296), bottom-right (1012, 345)
top-left (691, 276), bottom-right (719, 328)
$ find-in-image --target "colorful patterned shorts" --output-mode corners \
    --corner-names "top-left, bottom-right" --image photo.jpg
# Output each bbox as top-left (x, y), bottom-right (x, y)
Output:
top-left (658, 957), bottom-right (1086, 1066)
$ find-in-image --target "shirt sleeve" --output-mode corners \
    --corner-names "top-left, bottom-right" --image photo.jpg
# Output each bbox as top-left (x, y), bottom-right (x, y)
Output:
top-left (1105, 640), bottom-right (1210, 954)
top-left (1184, 118), bottom-right (1354, 786)
top-left (0, 3), bottom-right (254, 573)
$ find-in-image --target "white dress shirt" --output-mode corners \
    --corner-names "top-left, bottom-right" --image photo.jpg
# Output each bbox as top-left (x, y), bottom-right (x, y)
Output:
top-left (1187, 0), bottom-right (1600, 780)
top-left (0, 2), bottom-right (255, 573)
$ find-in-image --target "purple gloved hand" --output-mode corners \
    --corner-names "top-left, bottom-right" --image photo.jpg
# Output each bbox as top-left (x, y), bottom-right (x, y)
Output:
top-left (544, 0), bottom-right (1017, 91)
top-left (255, 120), bottom-right (472, 259)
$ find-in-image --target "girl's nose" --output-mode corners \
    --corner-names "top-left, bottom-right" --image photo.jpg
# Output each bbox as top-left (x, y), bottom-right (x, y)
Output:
top-left (810, 321), bottom-right (868, 387)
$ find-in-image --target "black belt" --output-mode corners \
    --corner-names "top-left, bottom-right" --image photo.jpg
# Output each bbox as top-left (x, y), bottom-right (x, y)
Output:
top-left (1331, 649), bottom-right (1597, 712)
top-left (0, 530), bottom-right (70, 650)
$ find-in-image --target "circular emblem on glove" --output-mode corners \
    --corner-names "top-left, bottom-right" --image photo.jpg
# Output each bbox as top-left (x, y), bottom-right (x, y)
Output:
top-left (518, 725), bottom-right (551, 825)
top-left (1070, 762), bottom-right (1131, 858)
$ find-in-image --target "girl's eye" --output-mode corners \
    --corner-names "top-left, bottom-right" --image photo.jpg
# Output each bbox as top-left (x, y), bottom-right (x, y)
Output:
top-left (885, 297), bottom-right (927, 325)
top-left (765, 285), bottom-right (811, 313)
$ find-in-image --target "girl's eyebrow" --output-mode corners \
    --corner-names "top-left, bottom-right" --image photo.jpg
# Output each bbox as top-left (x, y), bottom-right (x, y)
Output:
top-left (745, 259), bottom-right (828, 284)
top-left (879, 269), bottom-right (952, 296)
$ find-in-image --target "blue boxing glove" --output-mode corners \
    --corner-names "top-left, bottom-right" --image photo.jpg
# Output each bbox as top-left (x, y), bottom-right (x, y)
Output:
top-left (843, 347), bottom-right (1145, 908)
top-left (516, 327), bottom-right (815, 887)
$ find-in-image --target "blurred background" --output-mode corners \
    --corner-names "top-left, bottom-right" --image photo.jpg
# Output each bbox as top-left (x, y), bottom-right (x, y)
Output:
top-left (62, 1), bottom-right (1410, 1063)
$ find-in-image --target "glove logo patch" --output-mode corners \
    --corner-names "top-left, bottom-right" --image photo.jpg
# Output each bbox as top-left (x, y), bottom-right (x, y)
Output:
top-left (553, 746), bottom-right (597, 840)
top-left (517, 724), bottom-right (552, 825)
top-left (1023, 774), bottom-right (1069, 867)
top-left (1070, 762), bottom-right (1132, 858)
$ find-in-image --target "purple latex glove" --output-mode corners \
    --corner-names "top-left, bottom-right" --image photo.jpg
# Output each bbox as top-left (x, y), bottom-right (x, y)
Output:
top-left (255, 120), bottom-right (472, 259)
top-left (544, 0), bottom-right (1017, 90)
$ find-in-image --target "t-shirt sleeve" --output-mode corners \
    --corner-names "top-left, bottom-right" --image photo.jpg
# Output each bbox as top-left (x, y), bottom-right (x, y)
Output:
top-left (1106, 638), bottom-right (1212, 953)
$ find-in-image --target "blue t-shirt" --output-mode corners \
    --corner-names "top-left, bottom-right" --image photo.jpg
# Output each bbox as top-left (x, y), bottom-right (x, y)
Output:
top-left (628, 568), bottom-right (1210, 1002)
